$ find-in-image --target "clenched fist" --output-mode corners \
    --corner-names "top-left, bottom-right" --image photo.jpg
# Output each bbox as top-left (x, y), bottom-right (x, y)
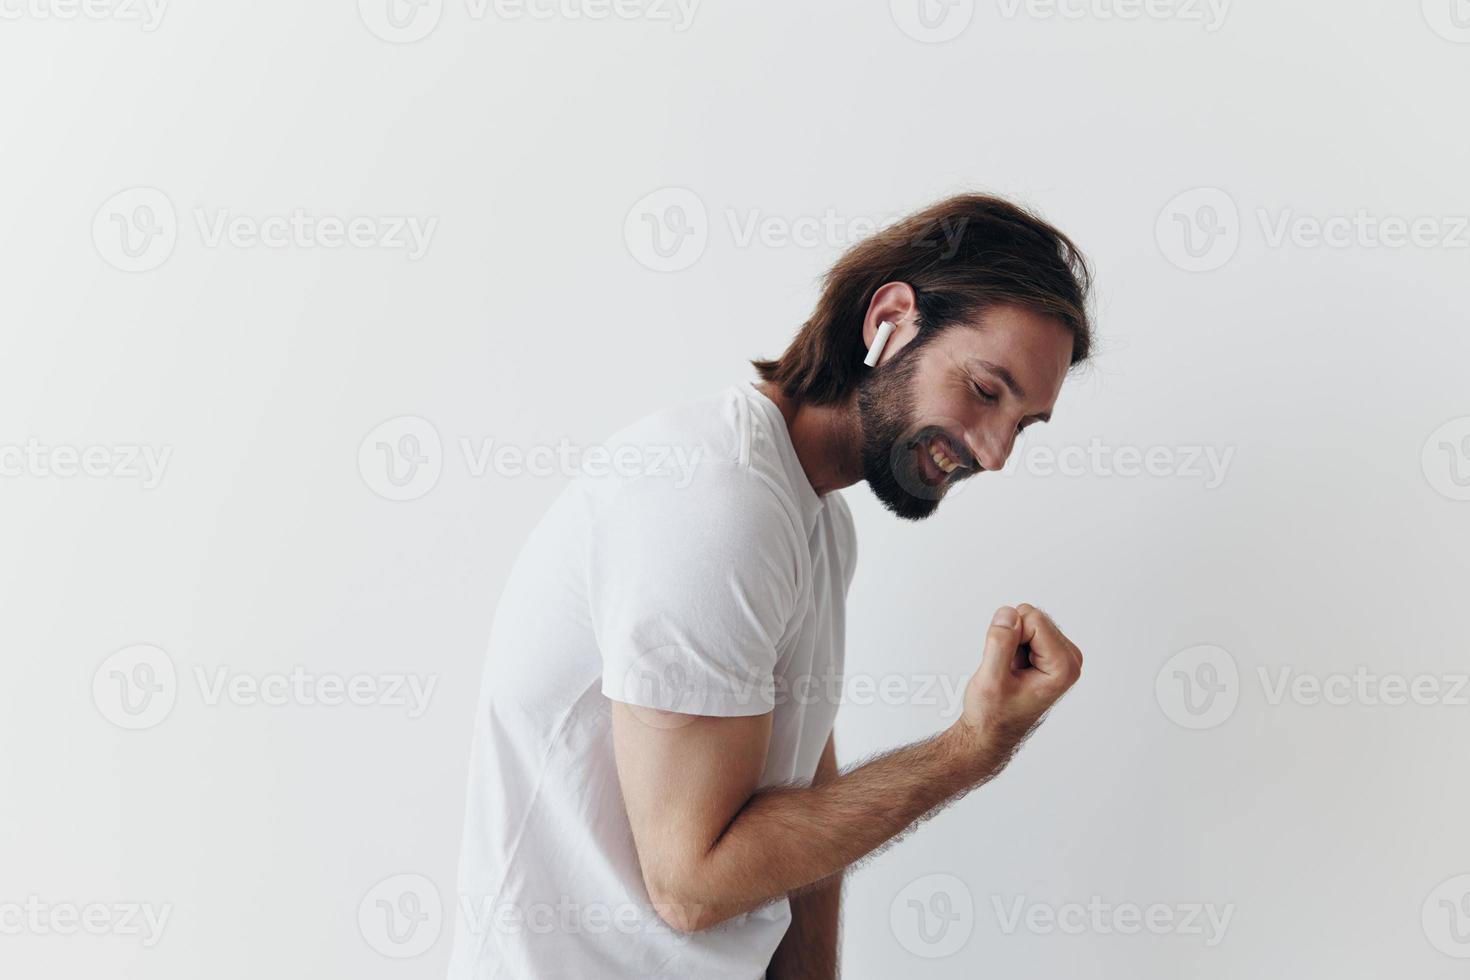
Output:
top-left (955, 604), bottom-right (1083, 757)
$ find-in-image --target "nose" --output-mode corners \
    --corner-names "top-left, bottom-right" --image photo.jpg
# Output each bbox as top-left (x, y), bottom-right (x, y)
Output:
top-left (963, 425), bottom-right (1017, 473)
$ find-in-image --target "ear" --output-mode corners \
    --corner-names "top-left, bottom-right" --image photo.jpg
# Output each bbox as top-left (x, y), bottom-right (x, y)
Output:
top-left (861, 281), bottom-right (921, 366)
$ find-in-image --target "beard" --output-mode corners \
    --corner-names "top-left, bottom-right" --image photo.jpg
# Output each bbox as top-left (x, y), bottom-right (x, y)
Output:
top-left (856, 342), bottom-right (969, 521)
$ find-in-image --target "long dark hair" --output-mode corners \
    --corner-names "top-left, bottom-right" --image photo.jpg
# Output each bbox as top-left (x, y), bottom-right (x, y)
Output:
top-left (752, 193), bottom-right (1093, 405)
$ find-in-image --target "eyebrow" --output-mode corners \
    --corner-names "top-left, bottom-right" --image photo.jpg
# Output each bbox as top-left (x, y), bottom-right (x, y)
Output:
top-left (971, 359), bottom-right (1052, 423)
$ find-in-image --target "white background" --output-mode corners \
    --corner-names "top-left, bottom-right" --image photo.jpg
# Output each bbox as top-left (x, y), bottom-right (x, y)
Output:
top-left (2, 1), bottom-right (1468, 977)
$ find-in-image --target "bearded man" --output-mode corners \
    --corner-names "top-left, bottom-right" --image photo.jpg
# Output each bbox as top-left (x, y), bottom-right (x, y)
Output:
top-left (448, 193), bottom-right (1092, 979)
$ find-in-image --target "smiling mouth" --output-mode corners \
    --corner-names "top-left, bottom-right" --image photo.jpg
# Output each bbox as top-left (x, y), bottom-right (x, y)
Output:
top-left (913, 432), bottom-right (972, 487)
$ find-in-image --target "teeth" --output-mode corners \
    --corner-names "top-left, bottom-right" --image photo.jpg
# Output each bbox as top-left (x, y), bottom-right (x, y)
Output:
top-left (928, 440), bottom-right (958, 474)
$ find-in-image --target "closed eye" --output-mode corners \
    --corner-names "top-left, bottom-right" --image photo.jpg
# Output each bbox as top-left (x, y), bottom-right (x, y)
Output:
top-left (971, 381), bottom-right (998, 403)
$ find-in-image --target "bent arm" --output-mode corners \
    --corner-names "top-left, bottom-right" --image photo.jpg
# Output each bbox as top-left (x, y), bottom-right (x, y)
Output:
top-left (612, 604), bottom-right (1081, 935)
top-left (612, 704), bottom-right (1009, 933)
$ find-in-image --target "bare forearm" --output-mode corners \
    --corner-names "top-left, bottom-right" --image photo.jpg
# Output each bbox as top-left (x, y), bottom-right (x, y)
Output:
top-left (644, 605), bottom-right (1080, 936)
top-left (675, 723), bottom-right (1013, 930)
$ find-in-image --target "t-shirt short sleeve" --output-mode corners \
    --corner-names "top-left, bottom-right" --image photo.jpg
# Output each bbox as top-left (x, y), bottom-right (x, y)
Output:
top-left (590, 460), bottom-right (801, 718)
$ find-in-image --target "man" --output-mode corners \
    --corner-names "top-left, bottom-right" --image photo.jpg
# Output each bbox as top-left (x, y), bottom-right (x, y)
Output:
top-left (447, 194), bottom-right (1092, 978)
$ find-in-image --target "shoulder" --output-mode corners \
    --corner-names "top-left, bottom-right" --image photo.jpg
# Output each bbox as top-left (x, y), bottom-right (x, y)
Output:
top-left (601, 385), bottom-right (752, 475)
top-left (595, 455), bottom-right (801, 558)
top-left (587, 457), bottom-right (805, 635)
top-left (591, 386), bottom-right (804, 543)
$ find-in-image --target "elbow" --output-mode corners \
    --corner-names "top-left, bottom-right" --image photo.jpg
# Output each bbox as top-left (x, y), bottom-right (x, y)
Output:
top-left (651, 897), bottom-right (709, 935)
top-left (645, 871), bottom-right (726, 934)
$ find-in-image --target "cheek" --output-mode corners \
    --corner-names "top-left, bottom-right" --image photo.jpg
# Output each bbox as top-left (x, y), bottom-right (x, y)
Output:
top-left (916, 392), bottom-right (983, 433)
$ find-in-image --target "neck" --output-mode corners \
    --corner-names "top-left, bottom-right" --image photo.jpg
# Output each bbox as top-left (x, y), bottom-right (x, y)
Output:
top-left (755, 381), bottom-right (864, 497)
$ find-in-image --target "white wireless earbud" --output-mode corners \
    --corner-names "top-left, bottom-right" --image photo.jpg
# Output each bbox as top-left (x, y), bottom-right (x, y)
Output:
top-left (863, 320), bottom-right (896, 367)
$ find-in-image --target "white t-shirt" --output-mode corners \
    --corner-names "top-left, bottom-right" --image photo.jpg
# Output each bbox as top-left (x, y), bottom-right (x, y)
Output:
top-left (447, 381), bottom-right (857, 980)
